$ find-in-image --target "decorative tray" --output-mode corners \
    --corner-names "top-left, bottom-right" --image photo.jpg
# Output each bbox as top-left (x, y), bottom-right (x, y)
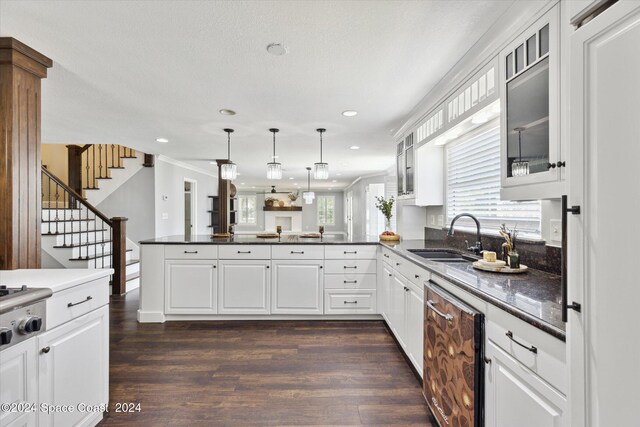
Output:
top-left (299, 233), bottom-right (321, 238)
top-left (256, 233), bottom-right (279, 238)
top-left (379, 234), bottom-right (401, 241)
top-left (210, 233), bottom-right (230, 238)
top-left (472, 261), bottom-right (528, 274)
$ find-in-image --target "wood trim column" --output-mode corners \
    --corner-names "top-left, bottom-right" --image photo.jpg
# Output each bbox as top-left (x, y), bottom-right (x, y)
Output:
top-left (66, 144), bottom-right (84, 195)
top-left (216, 160), bottom-right (230, 233)
top-left (111, 217), bottom-right (127, 295)
top-left (0, 38), bottom-right (52, 269)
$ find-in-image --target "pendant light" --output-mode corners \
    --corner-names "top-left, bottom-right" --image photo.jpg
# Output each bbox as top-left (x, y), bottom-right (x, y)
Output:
top-left (313, 128), bottom-right (329, 180)
top-left (511, 127), bottom-right (529, 177)
top-left (267, 128), bottom-right (282, 180)
top-left (220, 128), bottom-right (237, 180)
top-left (303, 167), bottom-right (315, 204)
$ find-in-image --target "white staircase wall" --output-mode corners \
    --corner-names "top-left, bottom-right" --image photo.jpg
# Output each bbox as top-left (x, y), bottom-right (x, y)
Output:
top-left (85, 155), bottom-right (145, 206)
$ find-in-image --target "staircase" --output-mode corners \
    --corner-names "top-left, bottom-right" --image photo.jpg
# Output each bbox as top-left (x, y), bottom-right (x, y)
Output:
top-left (41, 144), bottom-right (144, 294)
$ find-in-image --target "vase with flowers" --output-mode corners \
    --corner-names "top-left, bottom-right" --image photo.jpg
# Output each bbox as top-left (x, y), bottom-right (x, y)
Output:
top-left (375, 196), bottom-right (400, 241)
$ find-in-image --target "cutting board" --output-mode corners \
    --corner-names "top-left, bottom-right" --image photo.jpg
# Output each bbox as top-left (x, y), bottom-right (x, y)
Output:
top-left (472, 261), bottom-right (528, 274)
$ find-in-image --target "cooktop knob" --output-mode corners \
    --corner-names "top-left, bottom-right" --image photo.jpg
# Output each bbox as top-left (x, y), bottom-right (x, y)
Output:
top-left (0, 327), bottom-right (13, 345)
top-left (18, 316), bottom-right (43, 334)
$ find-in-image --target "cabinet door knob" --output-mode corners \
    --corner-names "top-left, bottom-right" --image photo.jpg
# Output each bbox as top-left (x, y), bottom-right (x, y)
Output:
top-left (396, 262), bottom-right (400, 266)
top-left (556, 161), bottom-right (566, 168)
top-left (41, 346), bottom-right (51, 354)
top-left (546, 162), bottom-right (557, 169)
top-left (414, 274), bottom-right (420, 279)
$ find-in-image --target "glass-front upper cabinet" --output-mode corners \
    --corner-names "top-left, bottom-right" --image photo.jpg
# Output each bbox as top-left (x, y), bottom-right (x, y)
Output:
top-left (404, 134), bottom-right (414, 194)
top-left (397, 140), bottom-right (405, 196)
top-left (500, 4), bottom-right (563, 200)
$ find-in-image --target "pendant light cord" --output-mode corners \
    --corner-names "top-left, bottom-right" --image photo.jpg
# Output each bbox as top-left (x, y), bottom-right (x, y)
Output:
top-left (227, 131), bottom-right (231, 161)
top-left (273, 131), bottom-right (276, 158)
top-left (319, 130), bottom-right (323, 163)
top-left (518, 130), bottom-right (522, 162)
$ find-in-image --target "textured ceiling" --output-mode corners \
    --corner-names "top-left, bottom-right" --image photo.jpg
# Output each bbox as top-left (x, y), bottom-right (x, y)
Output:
top-left (0, 0), bottom-right (513, 191)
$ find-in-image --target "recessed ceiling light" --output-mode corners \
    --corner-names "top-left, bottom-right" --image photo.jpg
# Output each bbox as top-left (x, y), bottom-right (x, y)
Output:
top-left (209, 161), bottom-right (216, 165)
top-left (332, 180), bottom-right (337, 183)
top-left (219, 109), bottom-right (236, 115)
top-left (240, 182), bottom-right (245, 185)
top-left (156, 137), bottom-right (169, 143)
top-left (350, 146), bottom-right (360, 150)
top-left (236, 173), bottom-right (242, 176)
top-left (342, 110), bottom-right (358, 117)
top-left (266, 43), bottom-right (288, 56)
top-left (293, 183), bottom-right (298, 185)
top-left (289, 177), bottom-right (294, 180)
top-left (336, 173), bottom-right (342, 176)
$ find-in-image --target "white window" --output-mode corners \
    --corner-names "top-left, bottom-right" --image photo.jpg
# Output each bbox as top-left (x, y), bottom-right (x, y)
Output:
top-left (317, 196), bottom-right (336, 225)
top-left (237, 195), bottom-right (257, 225)
top-left (446, 125), bottom-right (541, 237)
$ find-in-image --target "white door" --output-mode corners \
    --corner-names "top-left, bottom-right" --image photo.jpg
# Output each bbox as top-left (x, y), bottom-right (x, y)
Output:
top-left (390, 273), bottom-right (407, 349)
top-left (271, 260), bottom-right (323, 314)
top-left (405, 284), bottom-right (424, 375)
top-left (485, 340), bottom-right (565, 427)
top-left (569, 3), bottom-right (640, 426)
top-left (38, 306), bottom-right (109, 427)
top-left (0, 339), bottom-right (38, 427)
top-left (165, 260), bottom-right (217, 314)
top-left (218, 260), bottom-right (270, 314)
top-left (380, 264), bottom-right (393, 321)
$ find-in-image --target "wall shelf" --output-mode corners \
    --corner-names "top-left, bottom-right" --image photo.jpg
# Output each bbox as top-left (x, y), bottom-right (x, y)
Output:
top-left (263, 206), bottom-right (302, 212)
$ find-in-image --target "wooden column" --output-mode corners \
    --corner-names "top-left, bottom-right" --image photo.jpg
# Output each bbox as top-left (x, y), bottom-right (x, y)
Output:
top-left (111, 217), bottom-right (128, 295)
top-left (216, 160), bottom-right (230, 233)
top-left (66, 144), bottom-right (84, 195)
top-left (142, 153), bottom-right (155, 167)
top-left (0, 38), bottom-right (52, 269)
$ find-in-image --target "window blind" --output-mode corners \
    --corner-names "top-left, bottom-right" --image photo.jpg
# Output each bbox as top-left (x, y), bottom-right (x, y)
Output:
top-left (446, 126), bottom-right (541, 236)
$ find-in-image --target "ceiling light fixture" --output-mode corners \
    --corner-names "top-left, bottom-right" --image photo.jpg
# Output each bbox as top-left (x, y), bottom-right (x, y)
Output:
top-left (266, 43), bottom-right (288, 56)
top-left (342, 110), bottom-right (358, 117)
top-left (267, 128), bottom-right (282, 180)
top-left (219, 109), bottom-right (236, 115)
top-left (303, 167), bottom-right (315, 204)
top-left (314, 128), bottom-right (329, 180)
top-left (350, 146), bottom-right (360, 150)
top-left (220, 128), bottom-right (237, 180)
top-left (156, 137), bottom-right (169, 143)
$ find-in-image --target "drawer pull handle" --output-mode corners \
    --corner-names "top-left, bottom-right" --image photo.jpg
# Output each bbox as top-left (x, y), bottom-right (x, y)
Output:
top-left (343, 266), bottom-right (357, 269)
top-left (426, 299), bottom-right (453, 322)
top-left (68, 296), bottom-right (93, 308)
top-left (404, 287), bottom-right (410, 292)
top-left (290, 251), bottom-right (305, 254)
top-left (506, 331), bottom-right (537, 354)
top-left (237, 251), bottom-right (252, 254)
top-left (484, 357), bottom-right (491, 365)
top-left (41, 346), bottom-right (51, 354)
top-left (344, 280), bottom-right (358, 284)
top-left (184, 250), bottom-right (198, 254)
top-left (383, 254), bottom-right (390, 258)
top-left (344, 251), bottom-right (357, 254)
top-left (388, 273), bottom-right (392, 277)
top-left (343, 300), bottom-right (358, 304)
top-left (414, 274), bottom-right (420, 279)
top-left (396, 262), bottom-right (400, 266)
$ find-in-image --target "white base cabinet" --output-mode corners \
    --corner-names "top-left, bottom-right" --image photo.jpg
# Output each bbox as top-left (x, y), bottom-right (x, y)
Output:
top-left (218, 260), bottom-right (270, 314)
top-left (485, 340), bottom-right (565, 427)
top-left (165, 260), bottom-right (217, 314)
top-left (37, 305), bottom-right (109, 427)
top-left (271, 260), bottom-right (323, 314)
top-left (0, 339), bottom-right (38, 427)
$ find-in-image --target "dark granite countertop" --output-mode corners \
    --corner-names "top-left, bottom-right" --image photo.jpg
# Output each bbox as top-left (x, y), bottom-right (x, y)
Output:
top-left (381, 240), bottom-right (565, 341)
top-left (139, 234), bottom-right (380, 245)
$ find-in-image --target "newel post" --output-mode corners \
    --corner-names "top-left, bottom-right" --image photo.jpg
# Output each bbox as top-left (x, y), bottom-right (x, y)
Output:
top-left (111, 217), bottom-right (128, 295)
top-left (66, 145), bottom-right (84, 195)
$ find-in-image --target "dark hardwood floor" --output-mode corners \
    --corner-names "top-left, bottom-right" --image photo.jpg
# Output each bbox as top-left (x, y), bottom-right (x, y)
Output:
top-left (100, 290), bottom-right (435, 426)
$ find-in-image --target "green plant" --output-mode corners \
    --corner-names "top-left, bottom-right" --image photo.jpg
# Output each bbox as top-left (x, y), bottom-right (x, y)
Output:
top-left (375, 196), bottom-right (395, 221)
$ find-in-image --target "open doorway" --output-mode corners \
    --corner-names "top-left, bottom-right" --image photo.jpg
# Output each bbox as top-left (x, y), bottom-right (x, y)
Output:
top-left (184, 179), bottom-right (196, 236)
top-left (366, 183), bottom-right (385, 236)
top-left (346, 191), bottom-right (353, 238)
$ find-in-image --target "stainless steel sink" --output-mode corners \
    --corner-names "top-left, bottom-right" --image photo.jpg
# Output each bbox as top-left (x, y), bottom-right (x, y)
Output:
top-left (407, 249), bottom-right (473, 263)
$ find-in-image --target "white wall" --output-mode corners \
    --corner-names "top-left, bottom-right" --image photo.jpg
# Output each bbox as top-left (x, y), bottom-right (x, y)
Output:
top-left (154, 157), bottom-right (217, 237)
top-left (345, 172), bottom-right (395, 238)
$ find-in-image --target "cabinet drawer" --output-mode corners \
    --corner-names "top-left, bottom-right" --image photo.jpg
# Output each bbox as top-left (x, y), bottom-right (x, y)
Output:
top-left (380, 247), bottom-right (398, 265)
top-left (486, 313), bottom-right (566, 394)
top-left (324, 245), bottom-right (377, 260)
top-left (324, 290), bottom-right (377, 314)
top-left (324, 274), bottom-right (377, 290)
top-left (218, 245), bottom-right (271, 259)
top-left (45, 278), bottom-right (109, 330)
top-left (165, 245), bottom-right (218, 259)
top-left (272, 245), bottom-right (324, 260)
top-left (324, 259), bottom-right (376, 275)
top-left (397, 260), bottom-right (428, 286)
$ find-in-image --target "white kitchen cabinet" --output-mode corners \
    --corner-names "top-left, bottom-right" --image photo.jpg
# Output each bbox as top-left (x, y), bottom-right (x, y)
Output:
top-left (500, 4), bottom-right (564, 200)
top-left (485, 339), bottom-right (565, 427)
top-left (38, 305), bottom-right (109, 427)
top-left (389, 273), bottom-right (408, 349)
top-left (271, 260), bottom-right (323, 314)
top-left (414, 143), bottom-right (444, 206)
top-left (218, 260), bottom-right (270, 314)
top-left (380, 264), bottom-right (393, 321)
top-left (323, 289), bottom-right (377, 315)
top-left (396, 133), bottom-right (415, 198)
top-left (165, 260), bottom-right (217, 314)
top-left (0, 339), bottom-right (38, 427)
top-left (405, 281), bottom-right (424, 374)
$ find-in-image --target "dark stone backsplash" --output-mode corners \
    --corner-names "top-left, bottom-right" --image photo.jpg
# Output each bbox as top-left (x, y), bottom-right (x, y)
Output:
top-left (424, 227), bottom-right (561, 275)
